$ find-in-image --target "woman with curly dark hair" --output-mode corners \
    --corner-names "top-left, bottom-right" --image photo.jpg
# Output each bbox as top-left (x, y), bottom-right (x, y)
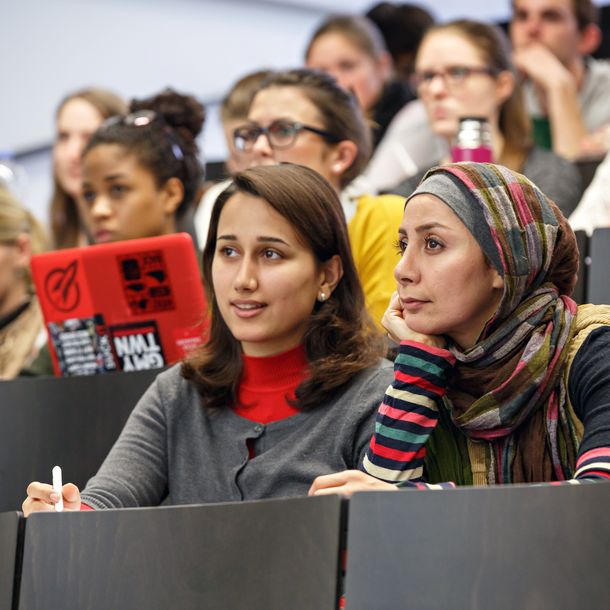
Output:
top-left (79, 87), bottom-right (205, 244)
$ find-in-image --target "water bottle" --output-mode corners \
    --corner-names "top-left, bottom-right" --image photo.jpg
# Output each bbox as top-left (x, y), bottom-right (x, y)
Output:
top-left (450, 117), bottom-right (494, 163)
top-left (0, 150), bottom-right (28, 202)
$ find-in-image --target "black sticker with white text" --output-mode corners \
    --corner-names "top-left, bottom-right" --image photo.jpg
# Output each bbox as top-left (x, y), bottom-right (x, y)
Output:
top-left (110, 321), bottom-right (166, 372)
top-left (47, 314), bottom-right (117, 376)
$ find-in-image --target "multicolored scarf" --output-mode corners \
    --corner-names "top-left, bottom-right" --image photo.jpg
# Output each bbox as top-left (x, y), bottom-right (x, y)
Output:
top-left (415, 163), bottom-right (580, 483)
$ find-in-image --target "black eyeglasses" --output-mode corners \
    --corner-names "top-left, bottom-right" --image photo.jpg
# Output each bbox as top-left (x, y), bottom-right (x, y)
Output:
top-left (101, 110), bottom-right (184, 160)
top-left (411, 66), bottom-right (497, 90)
top-left (233, 119), bottom-right (341, 152)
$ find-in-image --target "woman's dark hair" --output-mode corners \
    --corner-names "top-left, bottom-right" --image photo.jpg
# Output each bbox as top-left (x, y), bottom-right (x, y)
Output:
top-left (51, 87), bottom-right (127, 249)
top-left (366, 2), bottom-right (435, 80)
top-left (181, 163), bottom-right (384, 411)
top-left (253, 69), bottom-right (372, 188)
top-left (84, 88), bottom-right (205, 223)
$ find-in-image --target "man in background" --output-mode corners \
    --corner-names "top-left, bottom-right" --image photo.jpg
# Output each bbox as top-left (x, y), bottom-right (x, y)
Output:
top-left (510, 0), bottom-right (610, 159)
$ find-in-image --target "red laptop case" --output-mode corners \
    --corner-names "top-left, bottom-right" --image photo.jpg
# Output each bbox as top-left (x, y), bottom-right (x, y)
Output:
top-left (31, 233), bottom-right (207, 376)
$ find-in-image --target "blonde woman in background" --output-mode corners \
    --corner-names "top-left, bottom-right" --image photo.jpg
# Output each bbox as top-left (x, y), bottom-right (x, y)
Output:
top-left (0, 188), bottom-right (48, 379)
top-left (50, 87), bottom-right (127, 249)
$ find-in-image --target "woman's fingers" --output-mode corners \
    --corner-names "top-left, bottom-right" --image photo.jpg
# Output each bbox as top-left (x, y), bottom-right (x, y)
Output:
top-left (25, 481), bottom-right (55, 503)
top-left (382, 292), bottom-right (409, 343)
top-left (309, 470), bottom-right (398, 498)
top-left (23, 482), bottom-right (56, 515)
top-left (382, 292), bottom-right (447, 349)
top-left (23, 481), bottom-right (81, 516)
top-left (62, 483), bottom-right (82, 509)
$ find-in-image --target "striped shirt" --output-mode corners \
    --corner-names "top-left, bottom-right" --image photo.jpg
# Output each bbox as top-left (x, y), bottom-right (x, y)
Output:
top-left (362, 329), bottom-right (610, 488)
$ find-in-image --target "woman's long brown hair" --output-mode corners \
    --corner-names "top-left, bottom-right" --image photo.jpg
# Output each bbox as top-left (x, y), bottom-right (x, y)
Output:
top-left (181, 163), bottom-right (384, 411)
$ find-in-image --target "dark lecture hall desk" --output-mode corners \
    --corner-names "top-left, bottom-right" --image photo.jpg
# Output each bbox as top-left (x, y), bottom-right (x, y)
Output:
top-left (0, 369), bottom-right (159, 513)
top-left (18, 494), bottom-right (343, 610)
top-left (344, 482), bottom-right (610, 610)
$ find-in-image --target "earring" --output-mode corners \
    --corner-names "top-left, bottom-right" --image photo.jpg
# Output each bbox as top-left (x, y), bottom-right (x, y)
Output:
top-left (318, 292), bottom-right (326, 302)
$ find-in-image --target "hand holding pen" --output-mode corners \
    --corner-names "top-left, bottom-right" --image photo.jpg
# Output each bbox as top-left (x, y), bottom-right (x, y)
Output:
top-left (22, 465), bottom-right (82, 517)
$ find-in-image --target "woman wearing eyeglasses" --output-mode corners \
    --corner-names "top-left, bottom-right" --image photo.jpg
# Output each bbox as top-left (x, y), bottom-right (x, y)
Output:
top-left (389, 20), bottom-right (583, 218)
top-left (79, 88), bottom-right (204, 245)
top-left (234, 68), bottom-right (406, 328)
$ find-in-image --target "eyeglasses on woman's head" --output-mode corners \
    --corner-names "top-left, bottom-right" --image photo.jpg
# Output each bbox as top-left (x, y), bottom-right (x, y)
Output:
top-left (100, 110), bottom-right (184, 160)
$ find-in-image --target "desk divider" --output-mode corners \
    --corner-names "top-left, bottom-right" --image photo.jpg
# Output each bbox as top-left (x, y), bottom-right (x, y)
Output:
top-left (18, 495), bottom-right (343, 610)
top-left (344, 483), bottom-right (610, 610)
top-left (0, 511), bottom-right (23, 610)
top-left (4, 483), bottom-right (610, 610)
top-left (0, 369), bottom-right (159, 513)
top-left (588, 228), bottom-right (610, 305)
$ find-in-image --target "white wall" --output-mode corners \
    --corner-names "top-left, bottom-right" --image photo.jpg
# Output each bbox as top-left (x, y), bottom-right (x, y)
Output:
top-left (4, 0), bottom-right (607, 152)
top-left (2, 0), bottom-right (605, 223)
top-left (1, 0), bottom-right (327, 221)
top-left (1, 0), bottom-right (328, 152)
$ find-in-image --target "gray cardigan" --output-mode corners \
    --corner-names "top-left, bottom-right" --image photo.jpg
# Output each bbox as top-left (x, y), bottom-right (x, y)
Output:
top-left (81, 360), bottom-right (393, 509)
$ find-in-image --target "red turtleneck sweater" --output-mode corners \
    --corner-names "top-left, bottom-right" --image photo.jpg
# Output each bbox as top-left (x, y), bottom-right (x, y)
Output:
top-left (234, 344), bottom-right (307, 423)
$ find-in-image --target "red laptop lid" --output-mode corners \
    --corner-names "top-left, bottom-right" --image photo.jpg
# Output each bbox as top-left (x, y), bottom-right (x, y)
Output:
top-left (31, 233), bottom-right (207, 376)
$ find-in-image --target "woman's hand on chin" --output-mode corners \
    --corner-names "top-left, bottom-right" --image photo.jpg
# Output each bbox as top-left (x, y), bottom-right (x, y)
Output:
top-left (308, 470), bottom-right (398, 498)
top-left (382, 292), bottom-right (446, 349)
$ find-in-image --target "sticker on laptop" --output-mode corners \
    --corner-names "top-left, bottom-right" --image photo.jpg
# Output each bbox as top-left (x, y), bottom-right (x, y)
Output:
top-left (117, 249), bottom-right (176, 315)
top-left (44, 259), bottom-right (81, 313)
top-left (47, 314), bottom-right (117, 376)
top-left (110, 321), bottom-right (166, 372)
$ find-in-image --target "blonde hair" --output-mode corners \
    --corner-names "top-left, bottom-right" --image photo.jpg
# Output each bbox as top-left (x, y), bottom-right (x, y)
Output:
top-left (220, 70), bottom-right (274, 125)
top-left (51, 87), bottom-right (127, 249)
top-left (0, 188), bottom-right (48, 288)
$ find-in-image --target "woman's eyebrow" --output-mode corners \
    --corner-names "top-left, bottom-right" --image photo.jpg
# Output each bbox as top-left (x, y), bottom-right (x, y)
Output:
top-left (216, 234), bottom-right (290, 246)
top-left (257, 236), bottom-right (289, 245)
top-left (103, 173), bottom-right (128, 182)
top-left (400, 222), bottom-right (452, 235)
top-left (414, 222), bottom-right (451, 233)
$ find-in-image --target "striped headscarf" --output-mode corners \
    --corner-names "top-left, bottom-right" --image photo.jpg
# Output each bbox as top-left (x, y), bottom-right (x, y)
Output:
top-left (411, 162), bottom-right (580, 483)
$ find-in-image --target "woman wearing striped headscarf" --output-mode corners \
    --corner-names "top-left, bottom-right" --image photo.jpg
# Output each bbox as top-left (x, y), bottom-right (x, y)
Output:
top-left (310, 162), bottom-right (610, 495)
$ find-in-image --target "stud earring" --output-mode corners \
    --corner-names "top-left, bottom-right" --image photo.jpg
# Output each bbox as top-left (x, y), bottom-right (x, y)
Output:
top-left (318, 292), bottom-right (326, 302)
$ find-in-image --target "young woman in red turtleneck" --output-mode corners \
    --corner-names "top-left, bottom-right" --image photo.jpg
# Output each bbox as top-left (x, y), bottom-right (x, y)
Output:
top-left (24, 163), bottom-right (391, 514)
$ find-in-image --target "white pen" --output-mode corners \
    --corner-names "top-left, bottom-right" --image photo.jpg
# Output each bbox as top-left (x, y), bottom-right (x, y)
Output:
top-left (52, 465), bottom-right (64, 512)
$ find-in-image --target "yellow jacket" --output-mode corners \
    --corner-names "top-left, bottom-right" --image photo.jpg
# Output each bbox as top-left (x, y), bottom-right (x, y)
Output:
top-left (347, 193), bottom-right (405, 329)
